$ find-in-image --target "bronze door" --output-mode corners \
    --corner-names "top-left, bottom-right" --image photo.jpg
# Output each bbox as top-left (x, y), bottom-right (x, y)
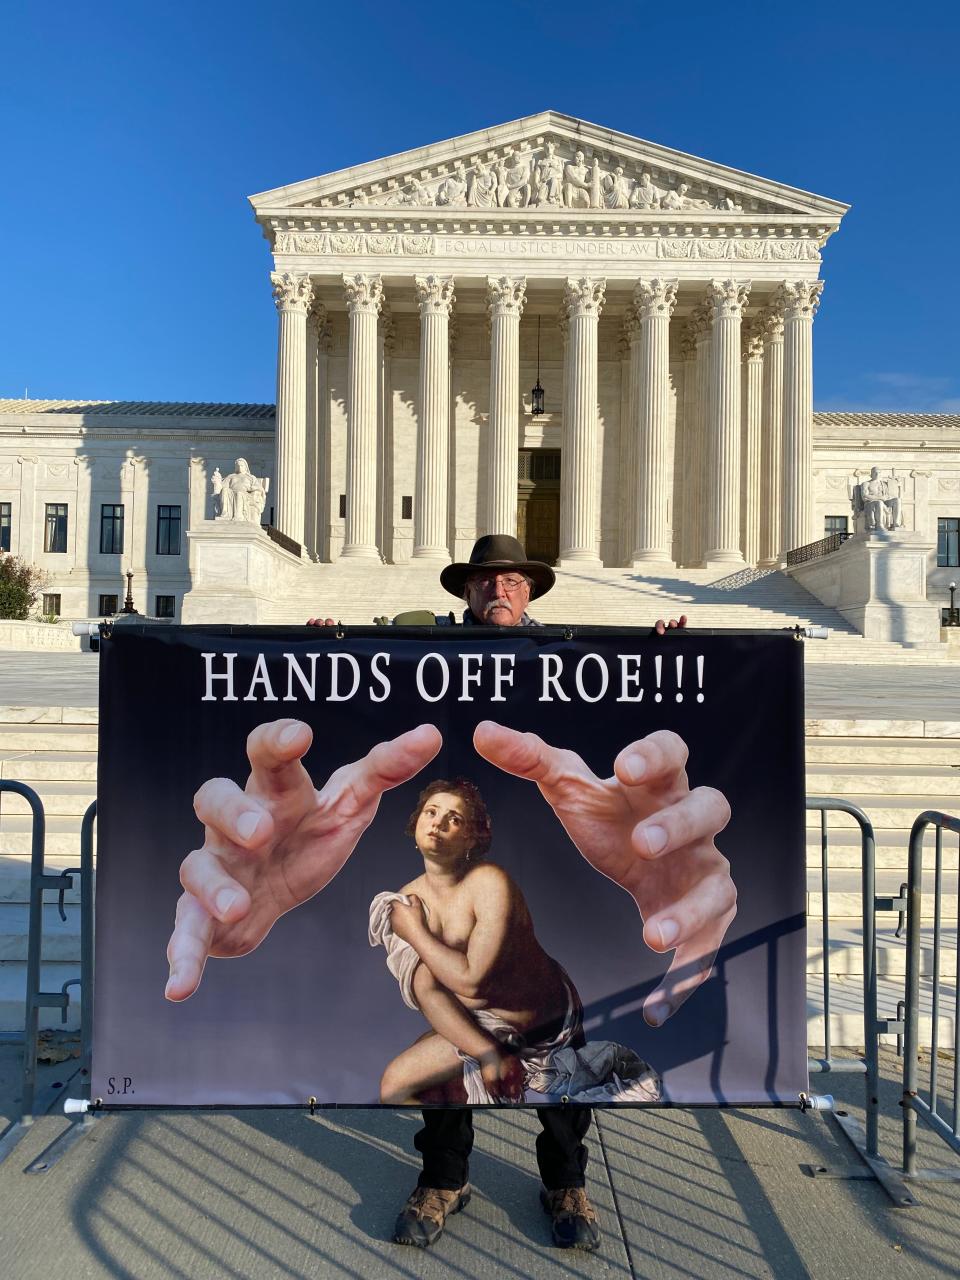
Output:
top-left (517, 449), bottom-right (561, 564)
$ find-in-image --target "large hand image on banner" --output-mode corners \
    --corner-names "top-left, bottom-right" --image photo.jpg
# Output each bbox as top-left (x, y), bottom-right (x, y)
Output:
top-left (92, 628), bottom-right (807, 1108)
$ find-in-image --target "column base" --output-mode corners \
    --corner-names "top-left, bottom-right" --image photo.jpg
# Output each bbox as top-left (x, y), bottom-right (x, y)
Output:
top-left (339, 546), bottom-right (382, 561)
top-left (558, 554), bottom-right (603, 569)
top-left (630, 553), bottom-right (676, 569)
top-left (411, 547), bottom-right (451, 563)
top-left (757, 556), bottom-right (785, 570)
top-left (701, 550), bottom-right (747, 569)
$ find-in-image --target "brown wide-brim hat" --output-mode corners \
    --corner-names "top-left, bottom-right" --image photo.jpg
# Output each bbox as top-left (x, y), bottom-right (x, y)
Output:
top-left (440, 534), bottom-right (556, 601)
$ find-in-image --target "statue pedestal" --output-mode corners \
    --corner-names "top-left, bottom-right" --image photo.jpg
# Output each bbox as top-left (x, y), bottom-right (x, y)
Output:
top-left (181, 523), bottom-right (305, 624)
top-left (785, 529), bottom-right (941, 645)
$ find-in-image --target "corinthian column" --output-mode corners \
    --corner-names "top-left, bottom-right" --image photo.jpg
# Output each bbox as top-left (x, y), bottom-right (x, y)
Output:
top-left (675, 322), bottom-right (698, 566)
top-left (631, 278), bottom-right (678, 564)
top-left (779, 280), bottom-right (824, 554)
top-left (759, 303), bottom-right (785, 565)
top-left (271, 272), bottom-right (314, 546)
top-left (559, 277), bottom-right (605, 564)
top-left (740, 318), bottom-right (764, 565)
top-left (702, 280), bottom-right (750, 566)
top-left (486, 277), bottom-right (526, 535)
top-left (412, 275), bottom-right (455, 559)
top-left (341, 273), bottom-right (383, 559)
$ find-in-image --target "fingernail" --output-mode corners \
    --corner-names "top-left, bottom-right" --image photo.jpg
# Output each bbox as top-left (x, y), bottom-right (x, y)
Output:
top-left (165, 972), bottom-right (178, 997)
top-left (642, 824), bottom-right (667, 855)
top-left (215, 888), bottom-right (239, 917)
top-left (279, 723), bottom-right (302, 746)
top-left (646, 1001), bottom-right (671, 1027)
top-left (621, 753), bottom-right (646, 783)
top-left (236, 810), bottom-right (261, 841)
top-left (657, 918), bottom-right (679, 947)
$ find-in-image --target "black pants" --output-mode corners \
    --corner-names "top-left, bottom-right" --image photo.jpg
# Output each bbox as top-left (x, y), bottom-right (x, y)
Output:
top-left (415, 1106), bottom-right (591, 1191)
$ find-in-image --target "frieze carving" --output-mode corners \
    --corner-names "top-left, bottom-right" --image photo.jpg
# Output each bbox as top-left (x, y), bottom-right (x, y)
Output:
top-left (0, 463), bottom-right (15, 481)
top-left (320, 136), bottom-right (761, 214)
top-left (274, 228), bottom-right (820, 263)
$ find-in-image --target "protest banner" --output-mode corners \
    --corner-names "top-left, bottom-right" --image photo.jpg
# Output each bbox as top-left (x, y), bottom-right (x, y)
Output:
top-left (92, 624), bottom-right (806, 1108)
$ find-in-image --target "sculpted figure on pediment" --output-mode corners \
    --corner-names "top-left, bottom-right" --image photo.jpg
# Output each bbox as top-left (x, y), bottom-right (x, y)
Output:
top-left (534, 141), bottom-right (564, 207)
top-left (602, 166), bottom-right (631, 209)
top-left (564, 150), bottom-right (601, 208)
top-left (662, 182), bottom-right (705, 211)
top-left (436, 161), bottom-right (468, 207)
top-left (496, 148), bottom-right (533, 208)
top-left (630, 171), bottom-right (661, 209)
top-left (467, 157), bottom-right (498, 209)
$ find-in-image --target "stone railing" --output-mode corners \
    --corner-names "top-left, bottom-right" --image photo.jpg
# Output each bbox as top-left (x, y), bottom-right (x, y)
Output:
top-left (784, 532), bottom-right (851, 567)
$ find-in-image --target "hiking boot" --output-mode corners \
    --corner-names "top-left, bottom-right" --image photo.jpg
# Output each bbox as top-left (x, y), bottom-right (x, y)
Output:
top-left (540, 1185), bottom-right (601, 1251)
top-left (392, 1183), bottom-right (471, 1248)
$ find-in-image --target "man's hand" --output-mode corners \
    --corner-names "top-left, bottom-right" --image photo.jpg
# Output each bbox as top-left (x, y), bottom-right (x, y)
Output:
top-left (305, 617), bottom-right (336, 627)
top-left (165, 720), bottom-right (442, 1001)
top-left (390, 894), bottom-right (428, 945)
top-left (654, 614), bottom-right (687, 635)
top-left (473, 722), bottom-right (734, 1027)
top-left (479, 1047), bottom-right (525, 1102)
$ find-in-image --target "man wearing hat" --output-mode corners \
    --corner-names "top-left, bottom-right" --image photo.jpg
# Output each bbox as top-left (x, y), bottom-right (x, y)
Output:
top-left (314, 535), bottom-right (691, 1252)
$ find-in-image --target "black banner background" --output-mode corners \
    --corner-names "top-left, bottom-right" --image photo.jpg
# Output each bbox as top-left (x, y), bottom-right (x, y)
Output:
top-left (92, 626), bottom-right (806, 1107)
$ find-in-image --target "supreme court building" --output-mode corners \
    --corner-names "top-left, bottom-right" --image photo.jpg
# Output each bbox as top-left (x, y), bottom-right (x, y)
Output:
top-left (2, 112), bottom-right (960, 627)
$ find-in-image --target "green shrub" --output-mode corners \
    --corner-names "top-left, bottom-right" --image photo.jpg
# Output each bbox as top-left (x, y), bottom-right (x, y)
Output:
top-left (0, 552), bottom-right (47, 620)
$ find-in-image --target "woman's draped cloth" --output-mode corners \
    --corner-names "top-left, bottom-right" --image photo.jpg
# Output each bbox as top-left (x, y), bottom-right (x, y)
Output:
top-left (369, 891), bottom-right (661, 1105)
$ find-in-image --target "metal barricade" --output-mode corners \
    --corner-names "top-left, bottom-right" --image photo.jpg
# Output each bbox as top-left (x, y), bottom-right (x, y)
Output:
top-left (0, 787), bottom-right (96, 1169)
top-left (901, 810), bottom-right (960, 1184)
top-left (805, 798), bottom-right (915, 1204)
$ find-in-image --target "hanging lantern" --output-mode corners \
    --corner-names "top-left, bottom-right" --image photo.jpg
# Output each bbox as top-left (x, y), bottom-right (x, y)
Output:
top-left (531, 314), bottom-right (545, 416)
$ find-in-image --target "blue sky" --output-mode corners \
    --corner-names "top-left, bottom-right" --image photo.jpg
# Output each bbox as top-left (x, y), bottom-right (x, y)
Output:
top-left (1, 0), bottom-right (957, 411)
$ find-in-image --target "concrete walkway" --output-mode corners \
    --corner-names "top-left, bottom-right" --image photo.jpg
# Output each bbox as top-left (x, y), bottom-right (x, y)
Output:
top-left (1, 1047), bottom-right (957, 1279)
top-left (1, 649), bottom-right (959, 720)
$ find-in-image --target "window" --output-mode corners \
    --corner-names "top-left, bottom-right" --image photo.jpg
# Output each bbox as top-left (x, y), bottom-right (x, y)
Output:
top-left (401, 495), bottom-right (413, 520)
top-left (98, 594), bottom-right (118, 616)
top-left (42, 593), bottom-right (61, 617)
top-left (154, 594), bottom-right (176, 618)
top-left (156, 505), bottom-right (182, 555)
top-left (0, 502), bottom-right (10, 552)
top-left (824, 515), bottom-right (848, 537)
top-left (44, 503), bottom-right (68, 553)
top-left (339, 494), bottom-right (347, 519)
top-left (939, 517), bottom-right (960, 568)
top-left (100, 504), bottom-right (124, 554)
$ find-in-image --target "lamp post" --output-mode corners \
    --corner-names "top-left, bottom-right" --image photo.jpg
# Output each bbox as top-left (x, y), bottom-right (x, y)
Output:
top-left (530, 315), bottom-right (545, 417)
top-left (949, 580), bottom-right (958, 627)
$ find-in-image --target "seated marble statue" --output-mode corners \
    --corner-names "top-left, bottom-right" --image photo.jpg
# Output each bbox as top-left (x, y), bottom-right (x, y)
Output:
top-left (211, 458), bottom-right (269, 523)
top-left (850, 466), bottom-right (904, 531)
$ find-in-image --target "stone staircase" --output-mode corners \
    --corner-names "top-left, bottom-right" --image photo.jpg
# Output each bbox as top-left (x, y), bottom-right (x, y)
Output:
top-left (0, 707), bottom-right (957, 1051)
top-left (260, 562), bottom-right (954, 664)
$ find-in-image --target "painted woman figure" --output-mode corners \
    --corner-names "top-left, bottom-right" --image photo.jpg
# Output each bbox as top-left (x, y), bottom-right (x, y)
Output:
top-left (371, 778), bottom-right (659, 1106)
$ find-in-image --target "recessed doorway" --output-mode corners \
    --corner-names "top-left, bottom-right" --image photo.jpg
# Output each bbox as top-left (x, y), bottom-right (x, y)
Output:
top-left (517, 449), bottom-right (560, 565)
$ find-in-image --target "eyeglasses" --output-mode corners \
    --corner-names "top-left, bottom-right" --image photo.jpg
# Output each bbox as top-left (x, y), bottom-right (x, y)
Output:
top-left (466, 572), bottom-right (529, 594)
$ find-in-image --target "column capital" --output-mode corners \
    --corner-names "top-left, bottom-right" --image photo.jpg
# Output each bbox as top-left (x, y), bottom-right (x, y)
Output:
top-left (307, 299), bottom-right (332, 352)
top-left (633, 277), bottom-right (678, 320)
top-left (342, 273), bottom-right (383, 316)
top-left (622, 305), bottom-right (641, 346)
top-left (415, 274), bottom-right (456, 316)
top-left (486, 276), bottom-right (526, 318)
top-left (563, 276), bottom-right (606, 319)
top-left (760, 303), bottom-right (785, 342)
top-left (775, 279), bottom-right (824, 320)
top-left (741, 317), bottom-right (765, 361)
top-left (271, 272), bottom-right (314, 314)
top-left (706, 279), bottom-right (750, 321)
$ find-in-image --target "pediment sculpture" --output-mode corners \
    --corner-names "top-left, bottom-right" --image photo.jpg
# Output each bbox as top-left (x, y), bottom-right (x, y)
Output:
top-left (849, 466), bottom-right (905, 532)
top-left (211, 458), bottom-right (270, 523)
top-left (331, 137), bottom-right (749, 214)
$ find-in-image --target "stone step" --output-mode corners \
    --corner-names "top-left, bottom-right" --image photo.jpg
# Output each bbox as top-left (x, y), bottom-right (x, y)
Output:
top-left (806, 740), bottom-right (960, 764)
top-left (806, 975), bottom-right (950, 1047)
top-left (0, 706), bottom-right (98, 725)
top-left (804, 798), bottom-right (960, 829)
top-left (0, 903), bottom-right (80, 961)
top-left (805, 767), bottom-right (960, 796)
top-left (0, 781), bottom-right (97, 816)
top-left (0, 753), bottom-right (98, 782)
top-left (0, 726), bottom-right (99, 752)
top-left (806, 921), bottom-right (956, 978)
